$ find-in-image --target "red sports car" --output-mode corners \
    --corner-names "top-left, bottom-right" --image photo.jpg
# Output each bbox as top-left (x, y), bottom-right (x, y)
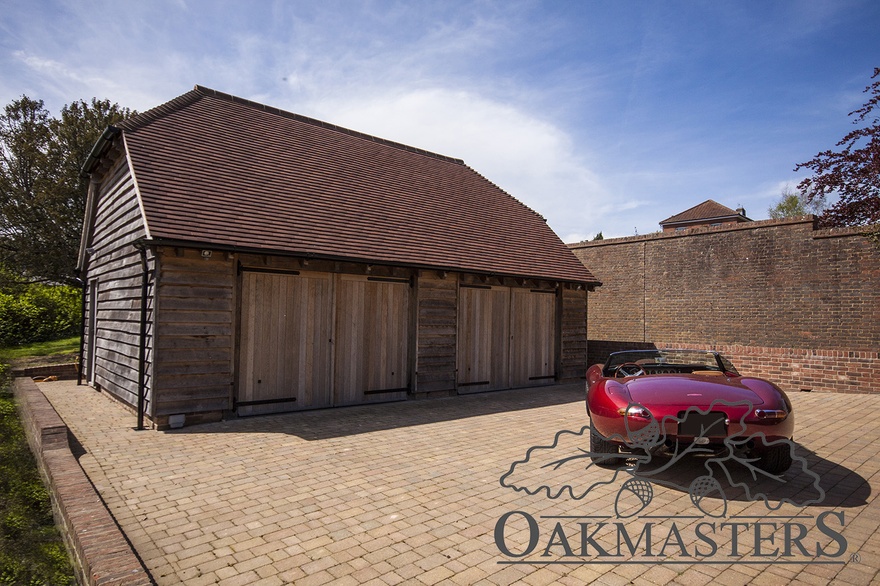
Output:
top-left (586, 349), bottom-right (794, 473)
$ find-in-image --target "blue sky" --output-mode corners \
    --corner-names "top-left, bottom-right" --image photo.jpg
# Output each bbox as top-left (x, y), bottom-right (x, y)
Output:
top-left (1, 1), bottom-right (877, 241)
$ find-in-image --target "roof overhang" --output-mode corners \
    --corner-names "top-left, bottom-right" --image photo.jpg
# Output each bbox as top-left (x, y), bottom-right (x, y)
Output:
top-left (81, 126), bottom-right (121, 177)
top-left (136, 237), bottom-right (601, 289)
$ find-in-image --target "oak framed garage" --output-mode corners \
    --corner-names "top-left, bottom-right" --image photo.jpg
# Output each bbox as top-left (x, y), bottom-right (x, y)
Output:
top-left (77, 86), bottom-right (600, 428)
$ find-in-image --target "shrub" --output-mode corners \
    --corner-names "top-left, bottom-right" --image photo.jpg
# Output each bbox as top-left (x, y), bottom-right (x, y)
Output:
top-left (0, 285), bottom-right (81, 347)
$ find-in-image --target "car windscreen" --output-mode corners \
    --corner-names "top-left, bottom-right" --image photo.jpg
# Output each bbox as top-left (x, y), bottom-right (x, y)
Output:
top-left (606, 350), bottom-right (729, 371)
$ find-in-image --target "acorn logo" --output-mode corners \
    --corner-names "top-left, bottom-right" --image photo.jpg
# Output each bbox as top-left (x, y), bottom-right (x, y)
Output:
top-left (689, 475), bottom-right (728, 518)
top-left (614, 478), bottom-right (654, 518)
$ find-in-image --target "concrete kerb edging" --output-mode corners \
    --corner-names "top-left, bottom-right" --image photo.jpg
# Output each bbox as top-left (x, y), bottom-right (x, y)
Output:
top-left (12, 377), bottom-right (153, 586)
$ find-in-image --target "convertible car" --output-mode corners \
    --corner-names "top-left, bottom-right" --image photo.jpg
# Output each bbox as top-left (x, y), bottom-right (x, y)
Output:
top-left (586, 349), bottom-right (794, 473)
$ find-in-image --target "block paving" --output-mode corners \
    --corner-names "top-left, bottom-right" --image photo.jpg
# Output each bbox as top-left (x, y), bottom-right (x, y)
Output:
top-left (38, 380), bottom-right (880, 585)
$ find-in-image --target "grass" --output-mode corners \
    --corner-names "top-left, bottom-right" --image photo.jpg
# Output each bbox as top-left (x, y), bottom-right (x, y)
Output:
top-left (0, 340), bottom-right (77, 585)
top-left (0, 336), bottom-right (80, 370)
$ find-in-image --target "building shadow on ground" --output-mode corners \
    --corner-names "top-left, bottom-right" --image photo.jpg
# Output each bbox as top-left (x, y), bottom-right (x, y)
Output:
top-left (175, 382), bottom-right (586, 440)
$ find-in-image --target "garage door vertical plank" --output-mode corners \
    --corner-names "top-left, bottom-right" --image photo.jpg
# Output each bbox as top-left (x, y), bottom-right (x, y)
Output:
top-left (509, 288), bottom-right (525, 388)
top-left (333, 277), bottom-right (354, 404)
top-left (284, 274), bottom-right (301, 403)
top-left (305, 272), bottom-right (333, 409)
top-left (493, 287), bottom-right (511, 390)
top-left (302, 276), bottom-right (314, 406)
top-left (301, 272), bottom-right (332, 409)
top-left (239, 272), bottom-right (255, 406)
top-left (456, 287), bottom-right (477, 388)
top-left (395, 282), bottom-right (409, 389)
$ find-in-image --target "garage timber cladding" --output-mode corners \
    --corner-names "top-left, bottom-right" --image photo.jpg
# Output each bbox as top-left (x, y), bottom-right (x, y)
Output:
top-left (77, 85), bottom-right (600, 428)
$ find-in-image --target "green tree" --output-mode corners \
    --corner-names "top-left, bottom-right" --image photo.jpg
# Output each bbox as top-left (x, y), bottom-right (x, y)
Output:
top-left (768, 185), bottom-right (825, 219)
top-left (795, 67), bottom-right (880, 228)
top-left (0, 97), bottom-right (131, 285)
top-left (0, 97), bottom-right (51, 286)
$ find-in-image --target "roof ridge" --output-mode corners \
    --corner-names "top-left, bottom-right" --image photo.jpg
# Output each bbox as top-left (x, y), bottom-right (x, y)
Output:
top-left (191, 85), bottom-right (465, 166)
top-left (659, 198), bottom-right (738, 224)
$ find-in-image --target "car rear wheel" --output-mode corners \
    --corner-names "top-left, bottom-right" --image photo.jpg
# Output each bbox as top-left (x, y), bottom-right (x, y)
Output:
top-left (754, 443), bottom-right (793, 474)
top-left (590, 426), bottom-right (622, 467)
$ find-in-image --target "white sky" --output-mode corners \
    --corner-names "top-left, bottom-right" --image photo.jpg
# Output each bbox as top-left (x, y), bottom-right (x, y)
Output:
top-left (1, 0), bottom-right (877, 241)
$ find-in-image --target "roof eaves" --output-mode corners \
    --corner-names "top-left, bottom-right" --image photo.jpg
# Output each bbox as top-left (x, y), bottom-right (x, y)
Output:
top-left (140, 236), bottom-right (600, 286)
top-left (80, 126), bottom-right (121, 176)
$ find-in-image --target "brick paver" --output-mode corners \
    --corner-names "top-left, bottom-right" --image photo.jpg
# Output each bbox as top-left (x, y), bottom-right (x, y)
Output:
top-left (39, 381), bottom-right (880, 585)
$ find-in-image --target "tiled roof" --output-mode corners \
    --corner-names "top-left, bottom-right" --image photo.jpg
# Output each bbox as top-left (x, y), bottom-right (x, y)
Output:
top-left (660, 199), bottom-right (746, 225)
top-left (109, 86), bottom-right (597, 284)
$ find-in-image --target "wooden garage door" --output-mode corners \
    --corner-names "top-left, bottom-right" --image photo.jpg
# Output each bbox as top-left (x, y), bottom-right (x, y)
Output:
top-left (457, 285), bottom-right (556, 393)
top-left (334, 275), bottom-right (410, 405)
top-left (239, 272), bottom-right (411, 414)
top-left (510, 289), bottom-right (557, 388)
top-left (238, 271), bottom-right (332, 415)
top-left (457, 285), bottom-right (511, 393)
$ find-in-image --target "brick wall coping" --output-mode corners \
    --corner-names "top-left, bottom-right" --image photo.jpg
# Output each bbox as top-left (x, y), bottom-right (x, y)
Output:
top-left (11, 363), bottom-right (79, 380)
top-left (568, 215), bottom-right (875, 249)
top-left (12, 377), bottom-right (153, 586)
top-left (700, 344), bottom-right (880, 360)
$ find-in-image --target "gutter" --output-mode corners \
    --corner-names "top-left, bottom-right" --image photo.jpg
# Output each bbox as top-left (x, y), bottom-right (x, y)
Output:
top-left (75, 271), bottom-right (86, 386)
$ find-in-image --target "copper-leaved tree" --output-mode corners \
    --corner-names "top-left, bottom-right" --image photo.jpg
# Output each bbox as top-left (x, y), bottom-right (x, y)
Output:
top-left (795, 67), bottom-right (880, 233)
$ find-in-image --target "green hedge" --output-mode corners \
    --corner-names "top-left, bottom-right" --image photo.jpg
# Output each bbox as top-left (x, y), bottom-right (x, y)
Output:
top-left (0, 286), bottom-right (81, 347)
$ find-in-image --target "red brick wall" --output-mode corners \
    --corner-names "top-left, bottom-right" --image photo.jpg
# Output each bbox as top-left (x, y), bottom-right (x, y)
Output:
top-left (571, 217), bottom-right (880, 393)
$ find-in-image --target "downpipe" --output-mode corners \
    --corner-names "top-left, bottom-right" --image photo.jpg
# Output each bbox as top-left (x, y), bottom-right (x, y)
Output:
top-left (75, 271), bottom-right (86, 386)
top-left (133, 241), bottom-right (150, 431)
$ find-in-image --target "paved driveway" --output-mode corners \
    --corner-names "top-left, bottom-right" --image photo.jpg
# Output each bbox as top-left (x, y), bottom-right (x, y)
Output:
top-left (41, 381), bottom-right (879, 585)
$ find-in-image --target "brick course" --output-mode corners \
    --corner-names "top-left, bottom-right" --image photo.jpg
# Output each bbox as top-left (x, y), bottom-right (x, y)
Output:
top-left (570, 216), bottom-right (880, 393)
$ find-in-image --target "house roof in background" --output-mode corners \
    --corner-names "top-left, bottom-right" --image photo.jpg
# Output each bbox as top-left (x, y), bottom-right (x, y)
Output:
top-left (98, 86), bottom-right (597, 284)
top-left (660, 199), bottom-right (751, 226)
